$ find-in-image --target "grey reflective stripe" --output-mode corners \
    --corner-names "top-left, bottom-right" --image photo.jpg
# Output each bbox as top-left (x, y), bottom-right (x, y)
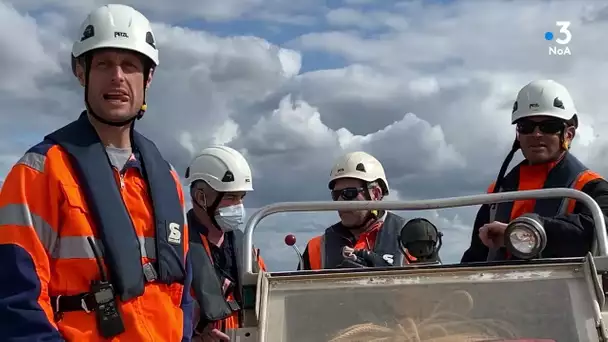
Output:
top-left (0, 203), bottom-right (58, 253)
top-left (17, 152), bottom-right (46, 172)
top-left (319, 235), bottom-right (326, 269)
top-left (489, 197), bottom-right (499, 222)
top-left (169, 163), bottom-right (178, 175)
top-left (140, 237), bottom-right (156, 259)
top-left (0, 203), bottom-right (157, 260)
top-left (48, 236), bottom-right (156, 259)
top-left (94, 236), bottom-right (156, 259)
top-left (557, 170), bottom-right (586, 214)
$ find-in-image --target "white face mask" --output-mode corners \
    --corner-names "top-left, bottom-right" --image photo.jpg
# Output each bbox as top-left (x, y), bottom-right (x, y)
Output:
top-left (214, 204), bottom-right (245, 232)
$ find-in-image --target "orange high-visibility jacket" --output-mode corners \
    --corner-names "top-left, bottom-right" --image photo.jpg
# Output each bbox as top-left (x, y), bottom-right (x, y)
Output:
top-left (0, 114), bottom-right (193, 341)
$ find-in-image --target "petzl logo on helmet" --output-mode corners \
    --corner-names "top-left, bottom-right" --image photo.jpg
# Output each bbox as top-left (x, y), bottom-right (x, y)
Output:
top-left (544, 21), bottom-right (572, 56)
top-left (114, 31), bottom-right (129, 38)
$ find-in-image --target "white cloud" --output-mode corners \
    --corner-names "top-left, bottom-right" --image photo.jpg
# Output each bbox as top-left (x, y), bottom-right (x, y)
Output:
top-left (0, 2), bottom-right (64, 97)
top-left (1, 0), bottom-right (607, 271)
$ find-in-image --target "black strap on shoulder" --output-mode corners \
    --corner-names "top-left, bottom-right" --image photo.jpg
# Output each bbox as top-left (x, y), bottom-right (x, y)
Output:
top-left (492, 163), bottom-right (522, 223)
top-left (132, 130), bottom-right (186, 285)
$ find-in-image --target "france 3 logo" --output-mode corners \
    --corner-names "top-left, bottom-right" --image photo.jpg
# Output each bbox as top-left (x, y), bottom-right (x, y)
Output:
top-left (544, 21), bottom-right (571, 56)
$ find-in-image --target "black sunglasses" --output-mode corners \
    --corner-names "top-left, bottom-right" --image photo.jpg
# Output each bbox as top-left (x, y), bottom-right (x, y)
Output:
top-left (331, 187), bottom-right (366, 201)
top-left (516, 119), bottom-right (565, 135)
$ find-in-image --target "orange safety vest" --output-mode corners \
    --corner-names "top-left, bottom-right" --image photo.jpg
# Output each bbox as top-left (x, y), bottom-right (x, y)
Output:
top-left (306, 212), bottom-right (415, 270)
top-left (0, 113), bottom-right (189, 341)
top-left (488, 152), bottom-right (602, 259)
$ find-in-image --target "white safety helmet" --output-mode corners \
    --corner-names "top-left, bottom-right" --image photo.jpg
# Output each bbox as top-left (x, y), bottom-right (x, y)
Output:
top-left (511, 79), bottom-right (578, 127)
top-left (185, 146), bottom-right (253, 193)
top-left (328, 151), bottom-right (389, 196)
top-left (71, 4), bottom-right (159, 75)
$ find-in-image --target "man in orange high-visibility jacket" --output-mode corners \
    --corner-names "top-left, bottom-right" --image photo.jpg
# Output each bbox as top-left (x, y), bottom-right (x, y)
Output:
top-left (0, 5), bottom-right (193, 341)
top-left (300, 151), bottom-right (417, 270)
top-left (461, 80), bottom-right (608, 262)
top-left (185, 146), bottom-right (266, 341)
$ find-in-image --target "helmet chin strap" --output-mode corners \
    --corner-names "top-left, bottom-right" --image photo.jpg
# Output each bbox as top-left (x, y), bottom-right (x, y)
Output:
top-left (193, 189), bottom-right (225, 231)
top-left (83, 53), bottom-right (150, 128)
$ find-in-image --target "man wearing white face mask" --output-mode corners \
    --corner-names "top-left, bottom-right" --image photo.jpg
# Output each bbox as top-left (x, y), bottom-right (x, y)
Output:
top-left (184, 145), bottom-right (266, 341)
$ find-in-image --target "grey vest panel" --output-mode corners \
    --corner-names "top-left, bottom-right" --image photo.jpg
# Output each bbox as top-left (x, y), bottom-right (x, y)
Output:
top-left (189, 227), bottom-right (233, 322)
top-left (189, 217), bottom-right (260, 323)
top-left (487, 152), bottom-right (587, 260)
top-left (321, 212), bottom-right (407, 268)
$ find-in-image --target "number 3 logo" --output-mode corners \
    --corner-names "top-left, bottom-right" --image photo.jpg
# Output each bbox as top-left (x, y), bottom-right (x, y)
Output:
top-left (555, 21), bottom-right (572, 45)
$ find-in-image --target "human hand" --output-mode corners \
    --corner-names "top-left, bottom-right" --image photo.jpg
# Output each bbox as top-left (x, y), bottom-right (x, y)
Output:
top-left (338, 246), bottom-right (367, 268)
top-left (341, 246), bottom-right (355, 259)
top-left (479, 221), bottom-right (508, 249)
top-left (193, 324), bottom-right (231, 342)
top-left (353, 249), bottom-right (392, 267)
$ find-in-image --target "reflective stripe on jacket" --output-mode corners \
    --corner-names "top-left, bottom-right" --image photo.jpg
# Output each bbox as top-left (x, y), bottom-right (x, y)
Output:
top-left (0, 113), bottom-right (193, 341)
top-left (305, 212), bottom-right (407, 270)
top-left (188, 210), bottom-right (266, 332)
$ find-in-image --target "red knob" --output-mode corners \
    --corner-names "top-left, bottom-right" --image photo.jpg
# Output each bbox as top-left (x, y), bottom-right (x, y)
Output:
top-left (284, 234), bottom-right (296, 246)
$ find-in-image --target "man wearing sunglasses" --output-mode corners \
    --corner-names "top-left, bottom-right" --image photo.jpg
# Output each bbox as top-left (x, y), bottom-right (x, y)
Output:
top-left (299, 151), bottom-right (412, 270)
top-left (184, 145), bottom-right (266, 341)
top-left (461, 79), bottom-right (608, 263)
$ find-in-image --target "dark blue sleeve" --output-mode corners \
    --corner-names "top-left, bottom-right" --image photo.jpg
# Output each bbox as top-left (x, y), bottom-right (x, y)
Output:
top-left (180, 251), bottom-right (194, 342)
top-left (0, 244), bottom-right (65, 341)
top-left (542, 179), bottom-right (608, 258)
top-left (460, 204), bottom-right (491, 263)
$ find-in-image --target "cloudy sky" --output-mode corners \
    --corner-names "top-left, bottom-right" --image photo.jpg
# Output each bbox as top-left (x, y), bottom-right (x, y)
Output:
top-left (1, 0), bottom-right (607, 271)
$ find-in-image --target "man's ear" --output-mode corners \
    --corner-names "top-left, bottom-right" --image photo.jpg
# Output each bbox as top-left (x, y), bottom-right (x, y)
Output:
top-left (564, 126), bottom-right (576, 149)
top-left (372, 186), bottom-right (382, 200)
top-left (75, 62), bottom-right (86, 87)
top-left (566, 126), bottom-right (576, 141)
top-left (145, 68), bottom-right (154, 89)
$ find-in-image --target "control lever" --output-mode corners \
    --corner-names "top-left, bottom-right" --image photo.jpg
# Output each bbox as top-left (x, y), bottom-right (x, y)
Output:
top-left (284, 234), bottom-right (305, 268)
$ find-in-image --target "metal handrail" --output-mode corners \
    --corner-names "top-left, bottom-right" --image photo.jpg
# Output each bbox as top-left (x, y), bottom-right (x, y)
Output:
top-left (241, 188), bottom-right (607, 281)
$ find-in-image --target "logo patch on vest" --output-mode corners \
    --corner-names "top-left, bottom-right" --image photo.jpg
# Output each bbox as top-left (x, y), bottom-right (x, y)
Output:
top-left (168, 222), bottom-right (182, 244)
